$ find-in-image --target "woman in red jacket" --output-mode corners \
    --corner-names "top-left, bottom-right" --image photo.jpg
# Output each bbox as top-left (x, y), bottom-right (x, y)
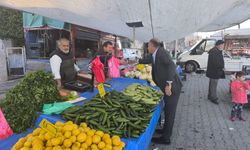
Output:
top-left (230, 71), bottom-right (250, 121)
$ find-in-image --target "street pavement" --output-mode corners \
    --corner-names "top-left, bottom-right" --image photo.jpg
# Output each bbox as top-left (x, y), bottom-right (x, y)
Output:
top-left (149, 74), bottom-right (250, 150)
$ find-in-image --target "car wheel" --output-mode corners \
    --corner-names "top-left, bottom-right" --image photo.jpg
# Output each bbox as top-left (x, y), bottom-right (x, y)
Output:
top-left (185, 61), bottom-right (197, 73)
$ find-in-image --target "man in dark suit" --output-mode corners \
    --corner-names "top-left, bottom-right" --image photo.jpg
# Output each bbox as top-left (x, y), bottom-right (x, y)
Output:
top-left (206, 40), bottom-right (225, 104)
top-left (139, 38), bottom-right (182, 145)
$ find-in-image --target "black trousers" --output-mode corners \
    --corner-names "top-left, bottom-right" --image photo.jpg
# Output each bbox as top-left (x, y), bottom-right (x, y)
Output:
top-left (162, 87), bottom-right (181, 139)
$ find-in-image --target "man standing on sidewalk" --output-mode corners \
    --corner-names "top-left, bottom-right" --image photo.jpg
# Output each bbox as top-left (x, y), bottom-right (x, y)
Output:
top-left (139, 38), bottom-right (182, 145)
top-left (206, 40), bottom-right (225, 104)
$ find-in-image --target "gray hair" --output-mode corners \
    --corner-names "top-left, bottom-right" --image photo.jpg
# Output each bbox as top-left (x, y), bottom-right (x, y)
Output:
top-left (57, 38), bottom-right (69, 47)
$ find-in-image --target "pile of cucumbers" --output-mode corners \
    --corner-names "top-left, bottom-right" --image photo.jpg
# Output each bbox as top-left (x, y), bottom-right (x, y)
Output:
top-left (123, 83), bottom-right (163, 104)
top-left (61, 90), bottom-right (158, 138)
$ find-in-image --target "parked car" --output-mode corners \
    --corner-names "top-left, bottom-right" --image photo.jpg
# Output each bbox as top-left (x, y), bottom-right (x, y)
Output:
top-left (177, 39), bottom-right (250, 73)
top-left (123, 48), bottom-right (141, 60)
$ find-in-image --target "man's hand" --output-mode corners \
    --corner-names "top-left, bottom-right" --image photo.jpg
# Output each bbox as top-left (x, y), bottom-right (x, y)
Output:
top-left (56, 79), bottom-right (62, 89)
top-left (165, 85), bottom-right (172, 96)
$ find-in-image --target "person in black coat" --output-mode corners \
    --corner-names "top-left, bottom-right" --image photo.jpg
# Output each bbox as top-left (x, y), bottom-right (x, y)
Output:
top-left (139, 38), bottom-right (182, 145)
top-left (206, 40), bottom-right (225, 104)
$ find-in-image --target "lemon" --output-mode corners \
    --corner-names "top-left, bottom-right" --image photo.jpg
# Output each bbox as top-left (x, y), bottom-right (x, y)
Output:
top-left (91, 144), bottom-right (98, 149)
top-left (77, 133), bottom-right (87, 143)
top-left (112, 146), bottom-right (122, 150)
top-left (52, 146), bottom-right (63, 150)
top-left (98, 141), bottom-right (106, 149)
top-left (111, 136), bottom-right (120, 140)
top-left (92, 135), bottom-right (101, 144)
top-left (72, 142), bottom-right (81, 150)
top-left (80, 123), bottom-right (88, 128)
top-left (32, 138), bottom-right (43, 147)
top-left (81, 143), bottom-right (88, 149)
top-left (23, 141), bottom-right (32, 147)
top-left (63, 124), bottom-right (74, 131)
top-left (40, 129), bottom-right (46, 135)
top-left (44, 132), bottom-right (54, 140)
top-left (112, 138), bottom-right (121, 146)
top-left (72, 124), bottom-right (78, 130)
top-left (59, 136), bottom-right (65, 145)
top-left (119, 141), bottom-right (125, 148)
top-left (45, 147), bottom-right (53, 150)
top-left (70, 135), bottom-right (77, 143)
top-left (95, 131), bottom-right (104, 137)
top-left (102, 134), bottom-right (110, 140)
top-left (87, 130), bottom-right (95, 137)
top-left (38, 134), bottom-right (45, 141)
top-left (63, 139), bottom-right (72, 148)
top-left (72, 129), bottom-right (81, 136)
top-left (85, 136), bottom-right (92, 146)
top-left (55, 121), bottom-right (64, 127)
top-left (51, 138), bottom-right (61, 146)
top-left (65, 121), bottom-right (73, 125)
top-left (46, 140), bottom-right (53, 147)
top-left (78, 127), bottom-right (84, 132)
top-left (32, 128), bottom-right (42, 136)
top-left (84, 127), bottom-right (90, 133)
top-left (105, 144), bottom-right (112, 150)
top-left (64, 131), bottom-right (71, 138)
top-left (27, 134), bottom-right (33, 138)
top-left (104, 138), bottom-right (112, 145)
top-left (12, 142), bottom-right (23, 150)
top-left (20, 147), bottom-right (30, 150)
top-left (32, 145), bottom-right (44, 150)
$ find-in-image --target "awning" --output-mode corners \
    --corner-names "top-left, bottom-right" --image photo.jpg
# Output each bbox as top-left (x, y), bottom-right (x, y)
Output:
top-left (1, 0), bottom-right (250, 42)
top-left (23, 12), bottom-right (69, 30)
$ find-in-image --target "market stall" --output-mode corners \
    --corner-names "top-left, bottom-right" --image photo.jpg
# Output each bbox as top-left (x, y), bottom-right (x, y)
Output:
top-left (0, 77), bottom-right (163, 150)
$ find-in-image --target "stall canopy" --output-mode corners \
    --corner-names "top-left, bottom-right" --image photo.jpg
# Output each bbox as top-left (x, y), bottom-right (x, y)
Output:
top-left (23, 12), bottom-right (69, 30)
top-left (1, 0), bottom-right (250, 42)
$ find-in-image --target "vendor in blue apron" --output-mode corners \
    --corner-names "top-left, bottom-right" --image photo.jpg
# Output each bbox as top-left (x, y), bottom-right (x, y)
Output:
top-left (49, 38), bottom-right (80, 88)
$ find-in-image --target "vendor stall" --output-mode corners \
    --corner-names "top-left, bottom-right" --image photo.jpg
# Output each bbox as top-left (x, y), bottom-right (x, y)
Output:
top-left (0, 78), bottom-right (163, 150)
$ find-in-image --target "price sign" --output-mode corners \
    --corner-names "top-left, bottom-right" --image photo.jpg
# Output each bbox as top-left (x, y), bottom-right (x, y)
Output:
top-left (39, 119), bottom-right (57, 136)
top-left (97, 83), bottom-right (106, 97)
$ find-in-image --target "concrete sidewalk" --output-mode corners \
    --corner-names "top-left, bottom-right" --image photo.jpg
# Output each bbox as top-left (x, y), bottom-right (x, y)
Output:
top-left (149, 74), bottom-right (250, 150)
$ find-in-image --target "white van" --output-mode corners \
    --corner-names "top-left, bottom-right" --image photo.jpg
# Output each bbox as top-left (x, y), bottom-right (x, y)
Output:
top-left (177, 39), bottom-right (250, 73)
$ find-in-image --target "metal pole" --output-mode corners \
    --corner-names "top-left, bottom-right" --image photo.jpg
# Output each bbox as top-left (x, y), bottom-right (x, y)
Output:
top-left (175, 40), bottom-right (178, 58)
top-left (133, 26), bottom-right (135, 48)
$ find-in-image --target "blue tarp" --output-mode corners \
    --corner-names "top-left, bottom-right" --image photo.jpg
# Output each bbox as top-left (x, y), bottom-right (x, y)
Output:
top-left (0, 78), bottom-right (162, 150)
top-left (23, 12), bottom-right (68, 29)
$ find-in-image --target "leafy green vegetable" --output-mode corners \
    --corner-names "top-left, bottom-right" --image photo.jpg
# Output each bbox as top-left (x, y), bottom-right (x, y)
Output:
top-left (0, 71), bottom-right (63, 133)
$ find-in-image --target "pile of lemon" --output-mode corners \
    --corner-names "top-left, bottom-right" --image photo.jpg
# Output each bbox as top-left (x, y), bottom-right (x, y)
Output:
top-left (12, 121), bottom-right (125, 150)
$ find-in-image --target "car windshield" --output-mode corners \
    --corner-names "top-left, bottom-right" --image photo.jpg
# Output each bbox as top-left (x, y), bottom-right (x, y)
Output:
top-left (223, 51), bottom-right (232, 58)
top-left (189, 40), bottom-right (203, 51)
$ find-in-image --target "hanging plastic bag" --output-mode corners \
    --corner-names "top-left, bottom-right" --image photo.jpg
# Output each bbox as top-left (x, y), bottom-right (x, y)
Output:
top-left (108, 56), bottom-right (120, 78)
top-left (91, 56), bottom-right (105, 83)
top-left (0, 108), bottom-right (13, 140)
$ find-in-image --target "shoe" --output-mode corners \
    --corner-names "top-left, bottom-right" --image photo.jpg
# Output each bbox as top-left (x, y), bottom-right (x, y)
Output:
top-left (151, 137), bottom-right (171, 145)
top-left (154, 129), bottom-right (164, 134)
top-left (230, 116), bottom-right (236, 121)
top-left (210, 99), bottom-right (219, 104)
top-left (238, 116), bottom-right (246, 121)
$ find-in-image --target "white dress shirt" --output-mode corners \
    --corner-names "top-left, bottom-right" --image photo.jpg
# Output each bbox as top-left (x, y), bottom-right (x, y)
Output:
top-left (152, 47), bottom-right (159, 64)
top-left (50, 55), bottom-right (80, 80)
